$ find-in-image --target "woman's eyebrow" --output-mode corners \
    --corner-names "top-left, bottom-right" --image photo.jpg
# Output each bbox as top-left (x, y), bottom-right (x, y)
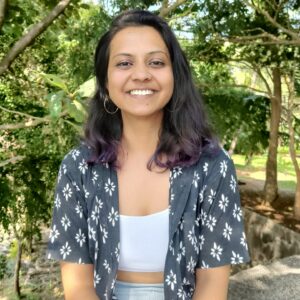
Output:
top-left (112, 50), bottom-right (169, 59)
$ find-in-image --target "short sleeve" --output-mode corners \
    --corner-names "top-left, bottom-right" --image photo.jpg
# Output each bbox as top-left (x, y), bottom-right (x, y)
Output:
top-left (196, 152), bottom-right (250, 269)
top-left (47, 150), bottom-right (92, 264)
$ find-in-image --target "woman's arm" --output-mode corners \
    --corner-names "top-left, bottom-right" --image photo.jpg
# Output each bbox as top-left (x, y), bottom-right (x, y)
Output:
top-left (192, 265), bottom-right (230, 300)
top-left (60, 262), bottom-right (100, 300)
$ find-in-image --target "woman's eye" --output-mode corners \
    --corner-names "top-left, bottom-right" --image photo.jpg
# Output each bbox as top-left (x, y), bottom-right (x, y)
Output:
top-left (116, 61), bottom-right (132, 67)
top-left (150, 60), bottom-right (165, 67)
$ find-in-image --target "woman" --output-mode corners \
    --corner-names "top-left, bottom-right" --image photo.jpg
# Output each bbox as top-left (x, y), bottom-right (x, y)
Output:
top-left (47, 9), bottom-right (250, 300)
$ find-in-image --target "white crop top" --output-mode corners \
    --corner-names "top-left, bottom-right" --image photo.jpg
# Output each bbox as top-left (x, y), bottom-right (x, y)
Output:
top-left (118, 208), bottom-right (169, 272)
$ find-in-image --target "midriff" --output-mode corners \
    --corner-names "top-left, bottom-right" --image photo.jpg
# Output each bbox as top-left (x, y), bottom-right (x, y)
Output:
top-left (116, 270), bottom-right (164, 283)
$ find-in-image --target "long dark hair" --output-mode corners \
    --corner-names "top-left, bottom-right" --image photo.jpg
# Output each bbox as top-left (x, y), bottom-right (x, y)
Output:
top-left (84, 9), bottom-right (218, 169)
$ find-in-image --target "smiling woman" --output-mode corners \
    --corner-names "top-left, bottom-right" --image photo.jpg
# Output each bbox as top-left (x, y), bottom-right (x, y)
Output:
top-left (106, 26), bottom-right (174, 120)
top-left (47, 9), bottom-right (250, 300)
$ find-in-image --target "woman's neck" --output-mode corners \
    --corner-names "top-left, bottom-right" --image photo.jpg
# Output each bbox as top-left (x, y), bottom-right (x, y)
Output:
top-left (119, 113), bottom-right (163, 160)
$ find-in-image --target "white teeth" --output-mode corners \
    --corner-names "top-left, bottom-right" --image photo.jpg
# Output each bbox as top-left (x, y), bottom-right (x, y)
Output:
top-left (129, 89), bottom-right (154, 95)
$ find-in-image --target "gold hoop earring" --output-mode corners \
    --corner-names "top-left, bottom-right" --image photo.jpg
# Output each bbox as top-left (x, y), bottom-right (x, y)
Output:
top-left (104, 97), bottom-right (119, 114)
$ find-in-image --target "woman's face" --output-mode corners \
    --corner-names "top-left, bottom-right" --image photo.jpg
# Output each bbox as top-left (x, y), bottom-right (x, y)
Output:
top-left (106, 26), bottom-right (174, 120)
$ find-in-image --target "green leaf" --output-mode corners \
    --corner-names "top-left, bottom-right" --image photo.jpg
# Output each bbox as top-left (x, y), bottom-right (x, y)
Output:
top-left (45, 91), bottom-right (64, 119)
top-left (41, 73), bottom-right (69, 92)
top-left (66, 99), bottom-right (87, 123)
top-left (75, 77), bottom-right (96, 98)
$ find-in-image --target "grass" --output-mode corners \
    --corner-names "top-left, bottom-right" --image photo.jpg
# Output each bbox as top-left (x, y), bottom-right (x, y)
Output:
top-left (232, 150), bottom-right (299, 191)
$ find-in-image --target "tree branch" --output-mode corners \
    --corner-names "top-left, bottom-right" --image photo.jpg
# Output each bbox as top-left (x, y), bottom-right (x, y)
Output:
top-left (0, 156), bottom-right (25, 167)
top-left (197, 81), bottom-right (269, 96)
top-left (159, 0), bottom-right (187, 18)
top-left (0, 0), bottom-right (8, 30)
top-left (0, 111), bottom-right (68, 130)
top-left (0, 105), bottom-right (45, 120)
top-left (245, 0), bottom-right (300, 41)
top-left (0, 0), bottom-right (71, 76)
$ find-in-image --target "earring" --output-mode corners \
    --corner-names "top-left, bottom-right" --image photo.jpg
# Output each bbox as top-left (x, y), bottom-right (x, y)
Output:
top-left (104, 96), bottom-right (119, 114)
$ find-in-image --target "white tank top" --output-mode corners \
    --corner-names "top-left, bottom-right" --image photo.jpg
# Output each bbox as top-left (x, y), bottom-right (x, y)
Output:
top-left (118, 208), bottom-right (169, 272)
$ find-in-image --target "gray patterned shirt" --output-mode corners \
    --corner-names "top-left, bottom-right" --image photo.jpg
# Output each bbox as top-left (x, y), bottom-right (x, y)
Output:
top-left (47, 144), bottom-right (250, 299)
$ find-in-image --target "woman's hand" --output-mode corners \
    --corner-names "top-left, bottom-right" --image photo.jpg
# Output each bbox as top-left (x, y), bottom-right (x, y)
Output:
top-left (192, 265), bottom-right (230, 300)
top-left (60, 262), bottom-right (100, 300)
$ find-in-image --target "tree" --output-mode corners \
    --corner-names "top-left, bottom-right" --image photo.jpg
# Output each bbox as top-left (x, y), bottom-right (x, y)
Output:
top-left (191, 0), bottom-right (299, 205)
top-left (0, 1), bottom-right (109, 297)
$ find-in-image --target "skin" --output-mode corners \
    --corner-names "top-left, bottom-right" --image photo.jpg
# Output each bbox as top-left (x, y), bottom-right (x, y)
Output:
top-left (60, 26), bottom-right (230, 299)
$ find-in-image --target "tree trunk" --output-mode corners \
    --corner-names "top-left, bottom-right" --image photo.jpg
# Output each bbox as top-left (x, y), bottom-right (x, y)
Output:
top-left (286, 73), bottom-right (300, 220)
top-left (228, 129), bottom-right (240, 156)
top-left (14, 239), bottom-right (22, 299)
top-left (294, 180), bottom-right (300, 220)
top-left (264, 67), bottom-right (282, 204)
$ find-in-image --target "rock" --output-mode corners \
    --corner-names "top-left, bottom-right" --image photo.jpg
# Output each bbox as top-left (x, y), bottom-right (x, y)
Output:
top-left (228, 255), bottom-right (300, 300)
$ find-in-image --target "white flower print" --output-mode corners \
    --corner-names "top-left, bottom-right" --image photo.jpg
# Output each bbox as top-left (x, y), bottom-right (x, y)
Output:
top-left (233, 203), bottom-right (242, 222)
top-left (206, 215), bottom-right (216, 232)
top-left (200, 209), bottom-right (207, 226)
top-left (115, 244), bottom-right (120, 261)
top-left (78, 158), bottom-right (88, 174)
top-left (75, 229), bottom-right (86, 247)
top-left (173, 167), bottom-right (182, 178)
top-left (210, 243), bottom-right (223, 261)
top-left (231, 251), bottom-right (244, 264)
top-left (223, 222), bottom-right (232, 240)
top-left (240, 232), bottom-right (248, 250)
top-left (176, 241), bottom-right (185, 262)
top-left (199, 234), bottom-right (205, 250)
top-left (201, 260), bottom-right (209, 269)
top-left (177, 288), bottom-right (188, 300)
top-left (170, 192), bottom-right (175, 202)
top-left (207, 189), bottom-right (216, 204)
top-left (169, 239), bottom-right (175, 256)
top-left (103, 259), bottom-right (111, 273)
top-left (88, 226), bottom-right (96, 241)
top-left (182, 277), bottom-right (190, 286)
top-left (230, 175), bottom-right (237, 193)
top-left (187, 226), bottom-right (197, 247)
top-left (62, 164), bottom-right (67, 174)
top-left (54, 194), bottom-right (61, 209)
top-left (72, 181), bottom-right (80, 191)
top-left (187, 256), bottom-right (196, 273)
top-left (61, 214), bottom-right (71, 231)
top-left (192, 171), bottom-right (200, 188)
top-left (203, 162), bottom-right (209, 175)
top-left (198, 185), bottom-right (207, 203)
top-left (60, 241), bottom-right (71, 259)
top-left (100, 224), bottom-right (108, 244)
top-left (220, 160), bottom-right (228, 177)
top-left (218, 194), bottom-right (229, 212)
top-left (94, 270), bottom-right (101, 287)
top-left (71, 149), bottom-right (80, 160)
top-left (62, 183), bottom-right (72, 201)
top-left (49, 225), bottom-right (60, 243)
top-left (75, 202), bottom-right (83, 219)
top-left (95, 196), bottom-right (103, 209)
top-left (57, 168), bottom-right (62, 183)
top-left (108, 207), bottom-right (118, 227)
top-left (92, 170), bottom-right (99, 185)
top-left (91, 206), bottom-right (100, 225)
top-left (83, 185), bottom-right (90, 199)
top-left (166, 270), bottom-right (177, 290)
top-left (104, 178), bottom-right (115, 196)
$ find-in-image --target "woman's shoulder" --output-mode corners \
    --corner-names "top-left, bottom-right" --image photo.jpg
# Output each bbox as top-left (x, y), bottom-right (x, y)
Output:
top-left (60, 142), bottom-right (93, 167)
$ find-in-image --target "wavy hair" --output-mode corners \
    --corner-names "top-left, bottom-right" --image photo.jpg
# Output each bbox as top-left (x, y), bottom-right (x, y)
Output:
top-left (84, 9), bottom-right (218, 169)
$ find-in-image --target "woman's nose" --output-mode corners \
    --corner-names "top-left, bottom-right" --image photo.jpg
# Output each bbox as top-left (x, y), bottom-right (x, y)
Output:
top-left (131, 65), bottom-right (152, 81)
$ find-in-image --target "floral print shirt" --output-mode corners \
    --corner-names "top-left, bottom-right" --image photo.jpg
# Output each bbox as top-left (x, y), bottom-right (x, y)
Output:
top-left (47, 144), bottom-right (250, 299)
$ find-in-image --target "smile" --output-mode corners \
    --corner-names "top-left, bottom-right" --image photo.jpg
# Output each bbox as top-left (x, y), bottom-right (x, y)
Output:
top-left (129, 89), bottom-right (155, 95)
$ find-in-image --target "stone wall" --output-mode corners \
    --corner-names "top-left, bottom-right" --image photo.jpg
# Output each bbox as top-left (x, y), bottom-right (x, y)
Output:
top-left (244, 208), bottom-right (300, 264)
